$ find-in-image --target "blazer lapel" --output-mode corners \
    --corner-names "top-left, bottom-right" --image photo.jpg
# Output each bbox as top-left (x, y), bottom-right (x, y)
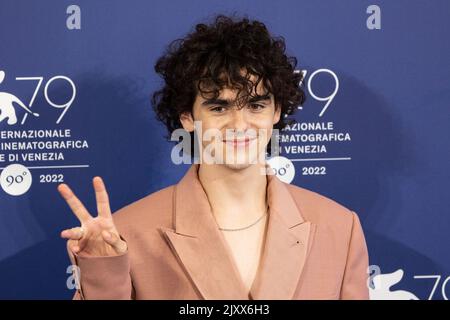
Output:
top-left (159, 163), bottom-right (316, 300)
top-left (159, 164), bottom-right (248, 299)
top-left (249, 171), bottom-right (317, 299)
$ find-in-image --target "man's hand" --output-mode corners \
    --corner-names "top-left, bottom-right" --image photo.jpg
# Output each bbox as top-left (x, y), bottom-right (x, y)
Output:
top-left (58, 176), bottom-right (127, 256)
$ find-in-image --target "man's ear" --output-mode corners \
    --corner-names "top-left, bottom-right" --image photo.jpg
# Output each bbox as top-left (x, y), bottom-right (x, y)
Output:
top-left (179, 112), bottom-right (195, 132)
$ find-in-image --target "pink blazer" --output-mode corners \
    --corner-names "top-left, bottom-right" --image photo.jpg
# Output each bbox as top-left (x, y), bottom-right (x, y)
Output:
top-left (67, 163), bottom-right (369, 300)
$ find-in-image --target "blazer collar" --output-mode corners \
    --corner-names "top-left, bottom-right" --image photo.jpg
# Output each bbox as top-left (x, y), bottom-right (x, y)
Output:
top-left (159, 163), bottom-right (316, 300)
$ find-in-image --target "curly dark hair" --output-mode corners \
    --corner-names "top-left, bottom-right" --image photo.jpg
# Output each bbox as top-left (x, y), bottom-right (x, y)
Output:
top-left (151, 13), bottom-right (306, 156)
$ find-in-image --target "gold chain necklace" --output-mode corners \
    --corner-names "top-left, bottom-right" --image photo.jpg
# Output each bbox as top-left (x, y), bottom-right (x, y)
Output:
top-left (217, 205), bottom-right (269, 232)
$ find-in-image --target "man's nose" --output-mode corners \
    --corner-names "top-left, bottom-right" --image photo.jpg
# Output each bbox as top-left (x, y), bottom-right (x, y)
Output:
top-left (229, 107), bottom-right (249, 132)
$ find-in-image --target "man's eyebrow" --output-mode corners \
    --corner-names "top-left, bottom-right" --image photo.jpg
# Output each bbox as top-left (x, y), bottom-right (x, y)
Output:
top-left (249, 93), bottom-right (271, 103)
top-left (201, 93), bottom-right (272, 106)
top-left (201, 98), bottom-right (230, 106)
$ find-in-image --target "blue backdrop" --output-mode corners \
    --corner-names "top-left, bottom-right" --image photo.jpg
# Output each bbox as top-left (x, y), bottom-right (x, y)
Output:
top-left (0, 0), bottom-right (449, 299)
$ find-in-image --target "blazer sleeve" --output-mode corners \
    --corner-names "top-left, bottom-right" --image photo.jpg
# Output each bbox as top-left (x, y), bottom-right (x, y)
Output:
top-left (66, 239), bottom-right (134, 300)
top-left (339, 211), bottom-right (370, 300)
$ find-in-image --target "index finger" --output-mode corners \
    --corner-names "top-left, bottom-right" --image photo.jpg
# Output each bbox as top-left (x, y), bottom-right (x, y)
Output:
top-left (57, 183), bottom-right (92, 223)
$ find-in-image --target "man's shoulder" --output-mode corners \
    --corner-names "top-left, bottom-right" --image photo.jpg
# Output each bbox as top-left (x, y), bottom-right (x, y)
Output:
top-left (111, 184), bottom-right (175, 230)
top-left (284, 182), bottom-right (357, 229)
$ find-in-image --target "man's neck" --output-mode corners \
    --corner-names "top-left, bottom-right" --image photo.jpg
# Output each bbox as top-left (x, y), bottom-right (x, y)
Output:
top-left (197, 163), bottom-right (268, 228)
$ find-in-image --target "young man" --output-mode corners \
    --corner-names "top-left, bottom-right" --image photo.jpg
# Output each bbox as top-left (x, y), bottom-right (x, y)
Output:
top-left (59, 14), bottom-right (369, 300)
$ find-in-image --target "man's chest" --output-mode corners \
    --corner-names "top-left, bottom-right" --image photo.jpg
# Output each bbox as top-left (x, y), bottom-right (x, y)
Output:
top-left (220, 219), bottom-right (268, 293)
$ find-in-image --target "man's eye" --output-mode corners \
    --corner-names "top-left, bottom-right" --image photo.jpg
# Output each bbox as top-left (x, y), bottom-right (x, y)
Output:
top-left (249, 104), bottom-right (265, 111)
top-left (211, 106), bottom-right (227, 113)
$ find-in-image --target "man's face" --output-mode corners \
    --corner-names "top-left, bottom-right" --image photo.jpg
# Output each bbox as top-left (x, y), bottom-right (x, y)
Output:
top-left (180, 73), bottom-right (281, 170)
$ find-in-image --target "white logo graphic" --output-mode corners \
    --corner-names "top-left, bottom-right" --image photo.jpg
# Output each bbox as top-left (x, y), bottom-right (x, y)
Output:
top-left (0, 70), bottom-right (76, 125)
top-left (369, 268), bottom-right (419, 300)
top-left (267, 156), bottom-right (295, 184)
top-left (0, 71), bottom-right (40, 125)
top-left (66, 264), bottom-right (81, 290)
top-left (367, 5), bottom-right (381, 30)
top-left (0, 163), bottom-right (32, 196)
top-left (66, 5), bottom-right (81, 30)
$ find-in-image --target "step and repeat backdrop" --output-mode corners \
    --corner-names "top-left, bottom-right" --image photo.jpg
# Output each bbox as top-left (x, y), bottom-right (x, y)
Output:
top-left (0, 0), bottom-right (449, 299)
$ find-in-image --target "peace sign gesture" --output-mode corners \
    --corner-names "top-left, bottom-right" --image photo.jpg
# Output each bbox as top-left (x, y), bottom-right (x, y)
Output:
top-left (58, 177), bottom-right (127, 256)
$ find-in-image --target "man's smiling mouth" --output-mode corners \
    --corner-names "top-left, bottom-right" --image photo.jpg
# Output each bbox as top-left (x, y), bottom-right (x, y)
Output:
top-left (222, 137), bottom-right (256, 146)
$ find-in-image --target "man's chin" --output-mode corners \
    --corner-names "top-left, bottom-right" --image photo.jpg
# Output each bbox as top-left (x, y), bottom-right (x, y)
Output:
top-left (221, 162), bottom-right (253, 171)
top-left (219, 155), bottom-right (266, 170)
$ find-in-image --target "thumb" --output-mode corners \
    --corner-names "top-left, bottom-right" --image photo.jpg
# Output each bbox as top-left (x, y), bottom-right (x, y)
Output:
top-left (101, 230), bottom-right (127, 254)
